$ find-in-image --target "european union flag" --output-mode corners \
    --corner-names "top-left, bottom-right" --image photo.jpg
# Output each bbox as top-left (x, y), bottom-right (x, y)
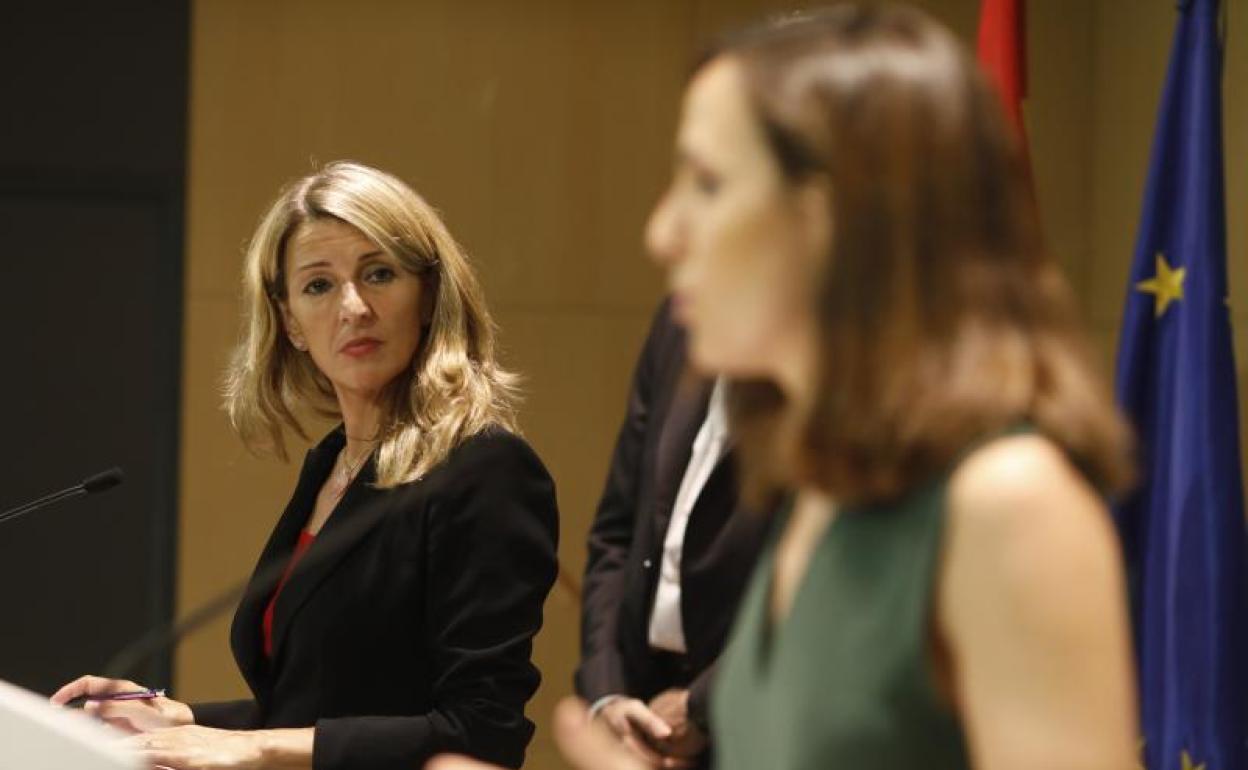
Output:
top-left (1114, 1), bottom-right (1248, 769)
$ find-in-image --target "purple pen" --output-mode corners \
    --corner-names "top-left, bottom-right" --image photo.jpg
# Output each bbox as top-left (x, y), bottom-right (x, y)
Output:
top-left (63, 688), bottom-right (165, 708)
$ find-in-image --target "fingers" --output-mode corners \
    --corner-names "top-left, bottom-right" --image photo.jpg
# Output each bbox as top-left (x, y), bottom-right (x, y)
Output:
top-left (98, 716), bottom-right (144, 735)
top-left (425, 755), bottom-right (502, 770)
top-left (124, 734), bottom-right (176, 769)
top-left (619, 701), bottom-right (673, 742)
top-left (621, 733), bottom-right (669, 766)
top-left (52, 676), bottom-right (188, 733)
top-left (83, 698), bottom-right (181, 734)
top-left (124, 730), bottom-right (190, 769)
top-left (90, 700), bottom-right (150, 730)
top-left (137, 748), bottom-right (179, 769)
top-left (50, 675), bottom-right (140, 705)
top-left (595, 697), bottom-right (681, 768)
top-left (602, 698), bottom-right (672, 743)
top-left (646, 688), bottom-right (687, 724)
top-left (554, 697), bottom-right (652, 770)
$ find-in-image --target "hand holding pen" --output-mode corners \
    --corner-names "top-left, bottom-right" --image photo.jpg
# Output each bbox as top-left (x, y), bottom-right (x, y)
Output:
top-left (50, 675), bottom-right (194, 733)
top-left (60, 686), bottom-right (166, 708)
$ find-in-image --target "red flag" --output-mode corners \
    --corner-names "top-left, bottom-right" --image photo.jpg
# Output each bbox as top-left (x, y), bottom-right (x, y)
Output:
top-left (977, 0), bottom-right (1027, 144)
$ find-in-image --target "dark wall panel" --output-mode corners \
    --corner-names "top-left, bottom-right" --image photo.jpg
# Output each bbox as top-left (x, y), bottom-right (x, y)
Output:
top-left (0, 1), bottom-right (188, 693)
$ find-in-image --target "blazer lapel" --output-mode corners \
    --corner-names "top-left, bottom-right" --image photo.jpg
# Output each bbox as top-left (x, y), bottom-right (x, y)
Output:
top-left (651, 374), bottom-right (714, 536)
top-left (231, 434), bottom-right (341, 694)
top-left (266, 455), bottom-right (392, 665)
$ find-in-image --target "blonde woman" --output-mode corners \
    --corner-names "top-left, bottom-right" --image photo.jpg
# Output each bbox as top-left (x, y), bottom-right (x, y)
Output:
top-left (53, 161), bottom-right (559, 770)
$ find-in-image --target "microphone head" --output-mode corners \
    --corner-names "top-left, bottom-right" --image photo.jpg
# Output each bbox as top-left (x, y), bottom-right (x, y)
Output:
top-left (82, 467), bottom-right (124, 494)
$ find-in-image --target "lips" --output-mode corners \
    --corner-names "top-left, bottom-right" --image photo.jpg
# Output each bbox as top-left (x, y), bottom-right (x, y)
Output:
top-left (340, 337), bottom-right (382, 357)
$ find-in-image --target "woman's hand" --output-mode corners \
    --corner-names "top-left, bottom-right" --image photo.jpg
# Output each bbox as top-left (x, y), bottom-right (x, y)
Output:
top-left (558, 698), bottom-right (658, 770)
top-left (647, 689), bottom-right (706, 761)
top-left (125, 726), bottom-right (265, 770)
top-left (596, 696), bottom-right (690, 767)
top-left (51, 675), bottom-right (194, 734)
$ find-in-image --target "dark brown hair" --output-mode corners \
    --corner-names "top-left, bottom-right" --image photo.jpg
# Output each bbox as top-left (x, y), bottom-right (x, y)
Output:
top-left (709, 4), bottom-right (1132, 505)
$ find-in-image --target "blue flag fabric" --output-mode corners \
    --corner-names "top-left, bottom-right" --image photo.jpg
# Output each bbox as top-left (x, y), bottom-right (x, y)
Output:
top-left (1114, 1), bottom-right (1248, 769)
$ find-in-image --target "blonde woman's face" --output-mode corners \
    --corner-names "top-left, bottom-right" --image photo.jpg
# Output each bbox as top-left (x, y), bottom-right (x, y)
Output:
top-left (646, 57), bottom-right (826, 379)
top-left (281, 218), bottom-right (426, 403)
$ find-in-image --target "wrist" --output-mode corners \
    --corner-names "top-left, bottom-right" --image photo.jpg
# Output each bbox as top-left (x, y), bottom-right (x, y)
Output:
top-left (255, 727), bottom-right (315, 770)
top-left (686, 682), bottom-right (710, 732)
top-left (588, 694), bottom-right (625, 720)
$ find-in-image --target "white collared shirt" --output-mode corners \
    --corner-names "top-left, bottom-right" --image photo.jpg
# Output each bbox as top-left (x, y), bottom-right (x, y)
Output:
top-left (647, 378), bottom-right (730, 653)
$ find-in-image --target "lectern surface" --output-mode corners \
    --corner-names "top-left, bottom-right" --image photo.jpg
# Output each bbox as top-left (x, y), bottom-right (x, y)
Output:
top-left (0, 678), bottom-right (141, 770)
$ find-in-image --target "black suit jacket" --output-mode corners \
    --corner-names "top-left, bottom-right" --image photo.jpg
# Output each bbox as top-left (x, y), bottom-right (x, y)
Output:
top-left (191, 426), bottom-right (558, 770)
top-left (575, 301), bottom-right (771, 729)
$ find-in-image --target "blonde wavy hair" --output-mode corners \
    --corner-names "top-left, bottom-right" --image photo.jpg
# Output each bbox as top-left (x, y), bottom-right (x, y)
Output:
top-left (223, 161), bottom-right (519, 487)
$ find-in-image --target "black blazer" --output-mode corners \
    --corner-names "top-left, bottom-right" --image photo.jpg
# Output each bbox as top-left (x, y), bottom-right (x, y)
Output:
top-left (191, 426), bottom-right (558, 770)
top-left (575, 301), bottom-right (771, 729)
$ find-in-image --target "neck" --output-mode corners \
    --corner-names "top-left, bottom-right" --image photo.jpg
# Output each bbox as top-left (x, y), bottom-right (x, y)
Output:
top-left (336, 389), bottom-right (384, 458)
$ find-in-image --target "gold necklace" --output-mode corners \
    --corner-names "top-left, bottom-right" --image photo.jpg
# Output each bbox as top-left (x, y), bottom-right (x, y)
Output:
top-left (332, 445), bottom-right (372, 500)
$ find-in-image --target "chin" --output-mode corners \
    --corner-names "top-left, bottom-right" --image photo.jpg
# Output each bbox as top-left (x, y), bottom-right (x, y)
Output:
top-left (332, 370), bottom-right (407, 401)
top-left (688, 337), bottom-right (766, 380)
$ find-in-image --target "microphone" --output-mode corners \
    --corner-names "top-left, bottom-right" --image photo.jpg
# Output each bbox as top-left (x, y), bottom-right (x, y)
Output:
top-left (82, 468), bottom-right (124, 494)
top-left (0, 467), bottom-right (125, 526)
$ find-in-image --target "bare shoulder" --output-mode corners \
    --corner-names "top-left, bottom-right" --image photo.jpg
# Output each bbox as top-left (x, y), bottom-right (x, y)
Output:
top-left (942, 432), bottom-right (1126, 627)
top-left (947, 433), bottom-right (1112, 549)
top-left (938, 434), bottom-right (1137, 768)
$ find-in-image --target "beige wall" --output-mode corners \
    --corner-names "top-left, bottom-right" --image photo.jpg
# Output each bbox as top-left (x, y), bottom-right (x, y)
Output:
top-left (178, 2), bottom-right (1248, 768)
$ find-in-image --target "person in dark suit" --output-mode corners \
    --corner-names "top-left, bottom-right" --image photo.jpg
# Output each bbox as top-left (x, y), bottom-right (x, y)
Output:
top-left (52, 161), bottom-right (558, 770)
top-left (574, 299), bottom-right (770, 767)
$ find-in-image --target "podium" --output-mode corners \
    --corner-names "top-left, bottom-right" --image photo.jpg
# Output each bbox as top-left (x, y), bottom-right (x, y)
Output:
top-left (0, 678), bottom-right (142, 769)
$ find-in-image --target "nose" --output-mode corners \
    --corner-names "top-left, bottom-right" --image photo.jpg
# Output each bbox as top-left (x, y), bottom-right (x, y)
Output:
top-left (339, 281), bottom-right (373, 323)
top-left (645, 189), bottom-right (685, 269)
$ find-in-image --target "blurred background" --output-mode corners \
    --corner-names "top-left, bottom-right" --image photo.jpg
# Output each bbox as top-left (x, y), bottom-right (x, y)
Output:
top-left (1, 1), bottom-right (1246, 767)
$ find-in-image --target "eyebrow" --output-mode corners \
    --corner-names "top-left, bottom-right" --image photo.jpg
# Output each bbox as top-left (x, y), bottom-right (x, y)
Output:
top-left (294, 250), bottom-right (386, 274)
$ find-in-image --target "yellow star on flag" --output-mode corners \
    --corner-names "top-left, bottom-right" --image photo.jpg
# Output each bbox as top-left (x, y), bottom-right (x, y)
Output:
top-left (1136, 252), bottom-right (1186, 319)
top-left (1182, 749), bottom-right (1207, 770)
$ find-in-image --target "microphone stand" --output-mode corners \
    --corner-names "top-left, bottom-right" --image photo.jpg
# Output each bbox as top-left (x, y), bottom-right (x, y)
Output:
top-left (0, 468), bottom-right (124, 526)
top-left (0, 488), bottom-right (86, 525)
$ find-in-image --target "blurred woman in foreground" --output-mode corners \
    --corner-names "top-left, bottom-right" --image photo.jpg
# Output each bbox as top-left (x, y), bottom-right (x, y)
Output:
top-left (438, 4), bottom-right (1137, 769)
top-left (652, 6), bottom-right (1137, 768)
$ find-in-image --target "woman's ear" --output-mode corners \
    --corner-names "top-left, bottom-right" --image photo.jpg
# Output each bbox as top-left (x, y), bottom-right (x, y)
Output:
top-left (279, 302), bottom-right (307, 351)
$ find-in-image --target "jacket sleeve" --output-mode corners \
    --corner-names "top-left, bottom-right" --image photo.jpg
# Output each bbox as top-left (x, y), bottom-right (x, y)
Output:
top-left (686, 659), bottom-right (718, 732)
top-left (188, 699), bottom-right (260, 730)
top-left (575, 301), bottom-right (672, 703)
top-left (312, 431), bottom-right (558, 770)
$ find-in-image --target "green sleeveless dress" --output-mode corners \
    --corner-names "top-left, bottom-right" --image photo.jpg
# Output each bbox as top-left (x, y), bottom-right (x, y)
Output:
top-left (710, 476), bottom-right (971, 769)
